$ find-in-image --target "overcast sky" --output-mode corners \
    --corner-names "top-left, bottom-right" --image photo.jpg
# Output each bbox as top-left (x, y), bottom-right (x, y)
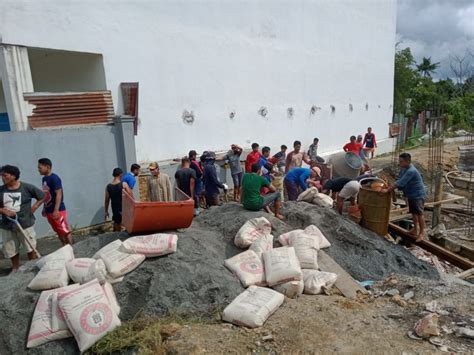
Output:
top-left (397, 0), bottom-right (474, 80)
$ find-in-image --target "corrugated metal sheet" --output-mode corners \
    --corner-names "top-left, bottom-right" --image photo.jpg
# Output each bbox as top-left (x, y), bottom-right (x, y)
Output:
top-left (458, 145), bottom-right (474, 172)
top-left (24, 91), bottom-right (114, 129)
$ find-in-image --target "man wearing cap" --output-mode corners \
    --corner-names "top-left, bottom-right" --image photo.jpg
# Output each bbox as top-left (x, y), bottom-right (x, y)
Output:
top-left (322, 177), bottom-right (360, 214)
top-left (283, 167), bottom-right (321, 201)
top-left (147, 162), bottom-right (172, 202)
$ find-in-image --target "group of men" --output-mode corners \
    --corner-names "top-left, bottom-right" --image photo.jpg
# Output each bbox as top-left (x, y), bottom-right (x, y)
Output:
top-left (1, 125), bottom-right (427, 272)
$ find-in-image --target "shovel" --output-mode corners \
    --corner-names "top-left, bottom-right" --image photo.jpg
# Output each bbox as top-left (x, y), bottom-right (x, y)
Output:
top-left (6, 215), bottom-right (41, 257)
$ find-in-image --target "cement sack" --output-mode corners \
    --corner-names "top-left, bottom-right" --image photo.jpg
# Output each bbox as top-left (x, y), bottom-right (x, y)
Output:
top-left (94, 239), bottom-right (145, 278)
top-left (102, 282), bottom-right (121, 316)
top-left (272, 280), bottom-right (304, 299)
top-left (263, 247), bottom-right (302, 286)
top-left (234, 217), bottom-right (272, 248)
top-left (297, 187), bottom-right (319, 203)
top-left (36, 244), bottom-right (74, 269)
top-left (222, 285), bottom-right (284, 328)
top-left (249, 233), bottom-right (273, 258)
top-left (288, 231), bottom-right (319, 269)
top-left (57, 279), bottom-right (121, 352)
top-left (278, 229), bottom-right (304, 246)
top-left (312, 193), bottom-right (334, 208)
top-left (26, 284), bottom-right (78, 348)
top-left (302, 270), bottom-right (338, 295)
top-left (304, 225), bottom-right (331, 249)
top-left (224, 250), bottom-right (266, 287)
top-left (66, 258), bottom-right (108, 284)
top-left (50, 284), bottom-right (81, 334)
top-left (121, 233), bottom-right (178, 257)
top-left (28, 260), bottom-right (69, 290)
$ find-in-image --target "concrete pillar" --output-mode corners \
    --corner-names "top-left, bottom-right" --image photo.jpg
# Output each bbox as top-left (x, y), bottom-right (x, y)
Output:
top-left (0, 45), bottom-right (34, 131)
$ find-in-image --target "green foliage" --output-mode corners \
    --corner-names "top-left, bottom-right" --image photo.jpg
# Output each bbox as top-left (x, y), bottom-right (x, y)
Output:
top-left (394, 47), bottom-right (417, 115)
top-left (416, 57), bottom-right (440, 77)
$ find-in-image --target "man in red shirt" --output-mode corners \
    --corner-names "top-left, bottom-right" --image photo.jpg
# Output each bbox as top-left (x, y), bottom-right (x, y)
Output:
top-left (245, 143), bottom-right (261, 173)
top-left (343, 136), bottom-right (363, 154)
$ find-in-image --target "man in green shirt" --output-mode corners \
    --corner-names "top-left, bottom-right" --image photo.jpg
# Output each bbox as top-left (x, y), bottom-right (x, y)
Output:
top-left (241, 163), bottom-right (283, 220)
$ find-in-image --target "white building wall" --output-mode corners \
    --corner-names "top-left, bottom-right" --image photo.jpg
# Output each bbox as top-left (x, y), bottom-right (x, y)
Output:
top-left (0, 0), bottom-right (397, 162)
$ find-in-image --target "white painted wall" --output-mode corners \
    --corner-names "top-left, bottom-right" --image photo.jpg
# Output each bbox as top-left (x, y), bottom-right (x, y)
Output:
top-left (28, 47), bottom-right (107, 93)
top-left (0, 80), bottom-right (6, 112)
top-left (0, 0), bottom-right (397, 162)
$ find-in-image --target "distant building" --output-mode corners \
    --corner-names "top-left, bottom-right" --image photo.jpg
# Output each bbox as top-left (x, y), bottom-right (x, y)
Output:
top-left (0, 0), bottom-right (397, 162)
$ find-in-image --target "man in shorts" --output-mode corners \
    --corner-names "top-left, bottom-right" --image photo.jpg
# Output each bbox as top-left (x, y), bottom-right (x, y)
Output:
top-left (38, 158), bottom-right (72, 245)
top-left (322, 177), bottom-right (360, 214)
top-left (224, 144), bottom-right (244, 202)
top-left (381, 153), bottom-right (426, 241)
top-left (104, 168), bottom-right (123, 232)
top-left (241, 163), bottom-right (283, 219)
top-left (175, 157), bottom-right (197, 210)
top-left (0, 165), bottom-right (45, 272)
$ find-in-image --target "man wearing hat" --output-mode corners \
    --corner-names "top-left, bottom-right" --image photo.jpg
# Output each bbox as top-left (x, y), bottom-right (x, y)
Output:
top-left (147, 162), bottom-right (172, 202)
top-left (283, 167), bottom-right (321, 201)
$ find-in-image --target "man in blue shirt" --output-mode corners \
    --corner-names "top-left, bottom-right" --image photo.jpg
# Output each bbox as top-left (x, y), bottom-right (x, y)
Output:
top-left (121, 163), bottom-right (140, 195)
top-left (381, 153), bottom-right (426, 242)
top-left (258, 146), bottom-right (272, 182)
top-left (284, 167), bottom-right (321, 201)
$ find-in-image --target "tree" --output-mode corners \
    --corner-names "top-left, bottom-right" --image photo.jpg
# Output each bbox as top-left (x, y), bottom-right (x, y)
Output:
top-left (393, 46), bottom-right (418, 114)
top-left (416, 57), bottom-right (440, 78)
top-left (450, 52), bottom-right (473, 94)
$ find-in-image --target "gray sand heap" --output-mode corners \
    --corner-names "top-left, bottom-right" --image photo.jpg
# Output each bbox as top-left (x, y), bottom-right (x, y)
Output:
top-left (0, 202), bottom-right (437, 354)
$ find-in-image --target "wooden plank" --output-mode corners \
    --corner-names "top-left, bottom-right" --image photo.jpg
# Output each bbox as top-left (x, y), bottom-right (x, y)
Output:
top-left (318, 250), bottom-right (367, 299)
top-left (388, 223), bottom-right (474, 270)
top-left (456, 268), bottom-right (474, 280)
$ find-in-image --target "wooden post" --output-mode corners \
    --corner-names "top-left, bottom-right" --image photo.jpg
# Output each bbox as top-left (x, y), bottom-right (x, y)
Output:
top-left (432, 168), bottom-right (443, 227)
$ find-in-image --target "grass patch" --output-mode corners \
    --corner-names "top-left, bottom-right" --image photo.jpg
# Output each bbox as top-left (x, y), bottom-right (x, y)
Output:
top-left (86, 310), bottom-right (221, 355)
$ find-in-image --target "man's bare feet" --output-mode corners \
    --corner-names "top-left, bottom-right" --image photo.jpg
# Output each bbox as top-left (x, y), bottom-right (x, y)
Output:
top-left (415, 234), bottom-right (424, 242)
top-left (275, 214), bottom-right (284, 220)
top-left (264, 206), bottom-right (272, 214)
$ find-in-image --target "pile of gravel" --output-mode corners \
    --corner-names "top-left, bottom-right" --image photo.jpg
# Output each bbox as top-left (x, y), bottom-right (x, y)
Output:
top-left (0, 202), bottom-right (437, 354)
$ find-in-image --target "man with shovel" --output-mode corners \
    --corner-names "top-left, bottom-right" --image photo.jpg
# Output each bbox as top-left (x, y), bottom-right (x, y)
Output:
top-left (0, 165), bottom-right (44, 272)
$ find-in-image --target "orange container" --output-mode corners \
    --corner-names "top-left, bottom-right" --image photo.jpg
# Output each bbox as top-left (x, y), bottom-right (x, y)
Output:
top-left (122, 188), bottom-right (194, 234)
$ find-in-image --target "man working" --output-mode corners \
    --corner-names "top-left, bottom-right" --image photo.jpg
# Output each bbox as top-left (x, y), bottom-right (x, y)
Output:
top-left (241, 163), bottom-right (283, 220)
top-left (121, 163), bottom-right (140, 194)
top-left (343, 135), bottom-right (363, 154)
top-left (147, 162), bottom-right (172, 202)
top-left (272, 145), bottom-right (287, 174)
top-left (285, 140), bottom-right (311, 173)
top-left (105, 167), bottom-right (123, 232)
top-left (0, 165), bottom-right (45, 272)
top-left (381, 153), bottom-right (426, 241)
top-left (284, 167), bottom-right (321, 201)
top-left (38, 158), bottom-right (72, 245)
top-left (224, 144), bottom-right (244, 202)
top-left (308, 138), bottom-right (324, 164)
top-left (203, 152), bottom-right (228, 207)
top-left (322, 177), bottom-right (360, 214)
top-left (363, 127), bottom-right (377, 159)
top-left (175, 157), bottom-right (196, 204)
top-left (189, 150), bottom-right (205, 211)
top-left (245, 143), bottom-right (261, 173)
top-left (258, 146), bottom-right (272, 182)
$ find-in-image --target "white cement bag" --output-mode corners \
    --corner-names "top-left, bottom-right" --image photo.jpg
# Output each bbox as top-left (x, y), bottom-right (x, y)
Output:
top-left (278, 230), bottom-right (304, 246)
top-left (28, 260), bottom-right (69, 290)
top-left (272, 280), bottom-right (304, 299)
top-left (312, 193), bottom-right (334, 208)
top-left (297, 187), bottom-right (319, 202)
top-left (50, 284), bottom-right (81, 333)
top-left (249, 234), bottom-right (273, 258)
top-left (94, 240), bottom-right (145, 278)
top-left (222, 286), bottom-right (284, 328)
top-left (121, 233), bottom-right (178, 257)
top-left (224, 250), bottom-right (266, 287)
top-left (57, 279), bottom-right (121, 352)
top-left (102, 282), bottom-right (121, 316)
top-left (26, 285), bottom-right (78, 348)
top-left (304, 225), bottom-right (331, 249)
top-left (66, 258), bottom-right (108, 284)
top-left (263, 247), bottom-right (302, 286)
top-left (302, 270), bottom-right (338, 295)
top-left (36, 244), bottom-right (74, 269)
top-left (234, 217), bottom-right (272, 248)
top-left (288, 232), bottom-right (319, 269)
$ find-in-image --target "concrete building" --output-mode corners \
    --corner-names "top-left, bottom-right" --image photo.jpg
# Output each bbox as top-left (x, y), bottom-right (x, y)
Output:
top-left (0, 0), bottom-right (397, 237)
top-left (0, 0), bottom-right (397, 161)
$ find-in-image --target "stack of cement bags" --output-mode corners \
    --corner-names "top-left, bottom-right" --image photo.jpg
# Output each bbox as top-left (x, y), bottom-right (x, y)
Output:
top-left (26, 233), bottom-right (178, 352)
top-left (222, 217), bottom-right (338, 328)
top-left (297, 187), bottom-right (334, 208)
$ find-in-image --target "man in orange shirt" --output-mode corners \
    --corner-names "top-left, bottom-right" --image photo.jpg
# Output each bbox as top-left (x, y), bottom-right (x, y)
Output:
top-left (245, 143), bottom-right (261, 173)
top-left (343, 136), bottom-right (363, 154)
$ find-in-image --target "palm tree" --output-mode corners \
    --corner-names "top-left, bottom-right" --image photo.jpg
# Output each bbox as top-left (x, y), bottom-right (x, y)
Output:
top-left (416, 57), bottom-right (440, 77)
